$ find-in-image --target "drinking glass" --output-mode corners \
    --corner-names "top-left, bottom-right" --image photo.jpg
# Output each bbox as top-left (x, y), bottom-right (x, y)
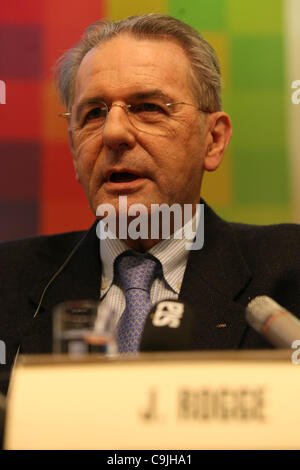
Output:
top-left (52, 300), bottom-right (118, 356)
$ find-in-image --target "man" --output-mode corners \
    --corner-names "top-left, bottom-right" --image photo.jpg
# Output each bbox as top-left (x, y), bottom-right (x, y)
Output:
top-left (1, 14), bottom-right (300, 395)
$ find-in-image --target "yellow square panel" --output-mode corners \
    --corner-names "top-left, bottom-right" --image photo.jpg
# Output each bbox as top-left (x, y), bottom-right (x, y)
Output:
top-left (201, 147), bottom-right (232, 206)
top-left (201, 32), bottom-right (230, 91)
top-left (108, 0), bottom-right (167, 21)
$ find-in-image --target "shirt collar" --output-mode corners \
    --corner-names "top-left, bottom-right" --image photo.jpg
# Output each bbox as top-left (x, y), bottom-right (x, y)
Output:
top-left (99, 207), bottom-right (199, 295)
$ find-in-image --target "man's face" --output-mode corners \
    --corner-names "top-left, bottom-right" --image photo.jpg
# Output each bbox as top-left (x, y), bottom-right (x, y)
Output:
top-left (70, 34), bottom-right (213, 217)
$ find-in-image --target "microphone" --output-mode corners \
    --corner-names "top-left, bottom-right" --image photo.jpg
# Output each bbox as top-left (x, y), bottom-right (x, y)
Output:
top-left (140, 300), bottom-right (195, 352)
top-left (246, 296), bottom-right (300, 348)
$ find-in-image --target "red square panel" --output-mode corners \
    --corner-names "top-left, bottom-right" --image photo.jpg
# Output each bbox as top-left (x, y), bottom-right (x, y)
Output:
top-left (43, 0), bottom-right (104, 76)
top-left (0, 80), bottom-right (41, 139)
top-left (40, 142), bottom-right (94, 234)
top-left (39, 199), bottom-right (94, 235)
top-left (0, 0), bottom-right (43, 23)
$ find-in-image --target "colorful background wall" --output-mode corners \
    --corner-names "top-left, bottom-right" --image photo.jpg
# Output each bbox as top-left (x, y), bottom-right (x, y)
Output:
top-left (1, 0), bottom-right (300, 242)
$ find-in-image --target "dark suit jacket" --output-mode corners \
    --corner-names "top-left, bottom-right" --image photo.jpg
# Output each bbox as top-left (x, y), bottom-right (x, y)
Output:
top-left (1, 202), bottom-right (300, 394)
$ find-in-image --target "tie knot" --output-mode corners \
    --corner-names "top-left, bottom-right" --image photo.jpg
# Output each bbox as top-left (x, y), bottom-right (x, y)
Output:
top-left (116, 253), bottom-right (159, 292)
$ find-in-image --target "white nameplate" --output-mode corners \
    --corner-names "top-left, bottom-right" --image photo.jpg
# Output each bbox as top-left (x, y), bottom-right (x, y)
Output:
top-left (4, 351), bottom-right (300, 449)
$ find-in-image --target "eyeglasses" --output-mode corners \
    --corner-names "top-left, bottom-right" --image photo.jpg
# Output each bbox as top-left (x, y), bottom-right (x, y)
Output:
top-left (59, 100), bottom-right (209, 137)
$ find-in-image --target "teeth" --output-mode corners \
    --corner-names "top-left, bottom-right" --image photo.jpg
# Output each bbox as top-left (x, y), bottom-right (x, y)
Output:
top-left (110, 172), bottom-right (140, 182)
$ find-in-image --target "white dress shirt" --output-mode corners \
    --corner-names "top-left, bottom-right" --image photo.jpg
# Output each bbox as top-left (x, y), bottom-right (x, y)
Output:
top-left (98, 209), bottom-right (199, 329)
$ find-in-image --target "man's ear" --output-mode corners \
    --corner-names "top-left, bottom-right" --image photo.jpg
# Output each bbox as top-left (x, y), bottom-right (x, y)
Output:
top-left (203, 112), bottom-right (232, 172)
top-left (68, 128), bottom-right (80, 181)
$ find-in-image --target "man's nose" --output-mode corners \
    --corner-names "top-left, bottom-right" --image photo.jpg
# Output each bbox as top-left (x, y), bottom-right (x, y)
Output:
top-left (101, 104), bottom-right (136, 150)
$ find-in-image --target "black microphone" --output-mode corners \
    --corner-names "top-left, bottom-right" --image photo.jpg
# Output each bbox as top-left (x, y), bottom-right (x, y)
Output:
top-left (246, 295), bottom-right (300, 348)
top-left (140, 300), bottom-right (195, 352)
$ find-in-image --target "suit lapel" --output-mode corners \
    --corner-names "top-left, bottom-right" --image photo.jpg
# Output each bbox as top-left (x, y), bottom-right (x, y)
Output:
top-left (24, 222), bottom-right (102, 354)
top-left (179, 203), bottom-right (252, 350)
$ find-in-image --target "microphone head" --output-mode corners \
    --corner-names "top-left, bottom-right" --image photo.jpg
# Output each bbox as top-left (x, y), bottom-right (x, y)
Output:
top-left (140, 300), bottom-right (194, 352)
top-left (246, 295), bottom-right (300, 349)
top-left (246, 296), bottom-right (287, 333)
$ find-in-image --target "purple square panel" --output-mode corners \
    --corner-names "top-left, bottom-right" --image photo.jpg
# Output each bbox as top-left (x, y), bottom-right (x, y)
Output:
top-left (0, 25), bottom-right (42, 78)
top-left (0, 200), bottom-right (38, 242)
top-left (0, 141), bottom-right (40, 199)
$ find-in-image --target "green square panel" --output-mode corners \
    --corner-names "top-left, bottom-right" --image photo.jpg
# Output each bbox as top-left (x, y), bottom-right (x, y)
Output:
top-left (225, 90), bottom-right (285, 153)
top-left (216, 204), bottom-right (292, 225)
top-left (170, 0), bottom-right (227, 31)
top-left (227, 0), bottom-right (283, 34)
top-left (233, 147), bottom-right (289, 205)
top-left (232, 36), bottom-right (284, 90)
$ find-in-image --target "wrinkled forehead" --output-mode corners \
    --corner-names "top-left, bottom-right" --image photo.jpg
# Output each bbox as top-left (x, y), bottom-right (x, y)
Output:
top-left (73, 33), bottom-right (196, 104)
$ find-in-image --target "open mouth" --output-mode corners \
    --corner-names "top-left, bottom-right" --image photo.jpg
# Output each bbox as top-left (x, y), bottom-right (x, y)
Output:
top-left (108, 172), bottom-right (142, 183)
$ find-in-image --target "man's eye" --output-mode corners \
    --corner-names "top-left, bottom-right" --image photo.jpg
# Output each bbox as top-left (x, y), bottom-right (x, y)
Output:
top-left (83, 107), bottom-right (106, 123)
top-left (132, 102), bottom-right (165, 113)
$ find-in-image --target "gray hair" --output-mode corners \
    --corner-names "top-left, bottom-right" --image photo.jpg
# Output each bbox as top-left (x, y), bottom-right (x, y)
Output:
top-left (55, 13), bottom-right (222, 112)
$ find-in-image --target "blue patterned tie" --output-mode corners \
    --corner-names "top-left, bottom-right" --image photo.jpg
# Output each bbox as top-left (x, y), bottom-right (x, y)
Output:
top-left (116, 252), bottom-right (159, 353)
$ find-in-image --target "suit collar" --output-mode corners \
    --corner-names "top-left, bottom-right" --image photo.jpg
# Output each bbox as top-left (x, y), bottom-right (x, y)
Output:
top-left (179, 202), bottom-right (252, 349)
top-left (184, 202), bottom-right (252, 299)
